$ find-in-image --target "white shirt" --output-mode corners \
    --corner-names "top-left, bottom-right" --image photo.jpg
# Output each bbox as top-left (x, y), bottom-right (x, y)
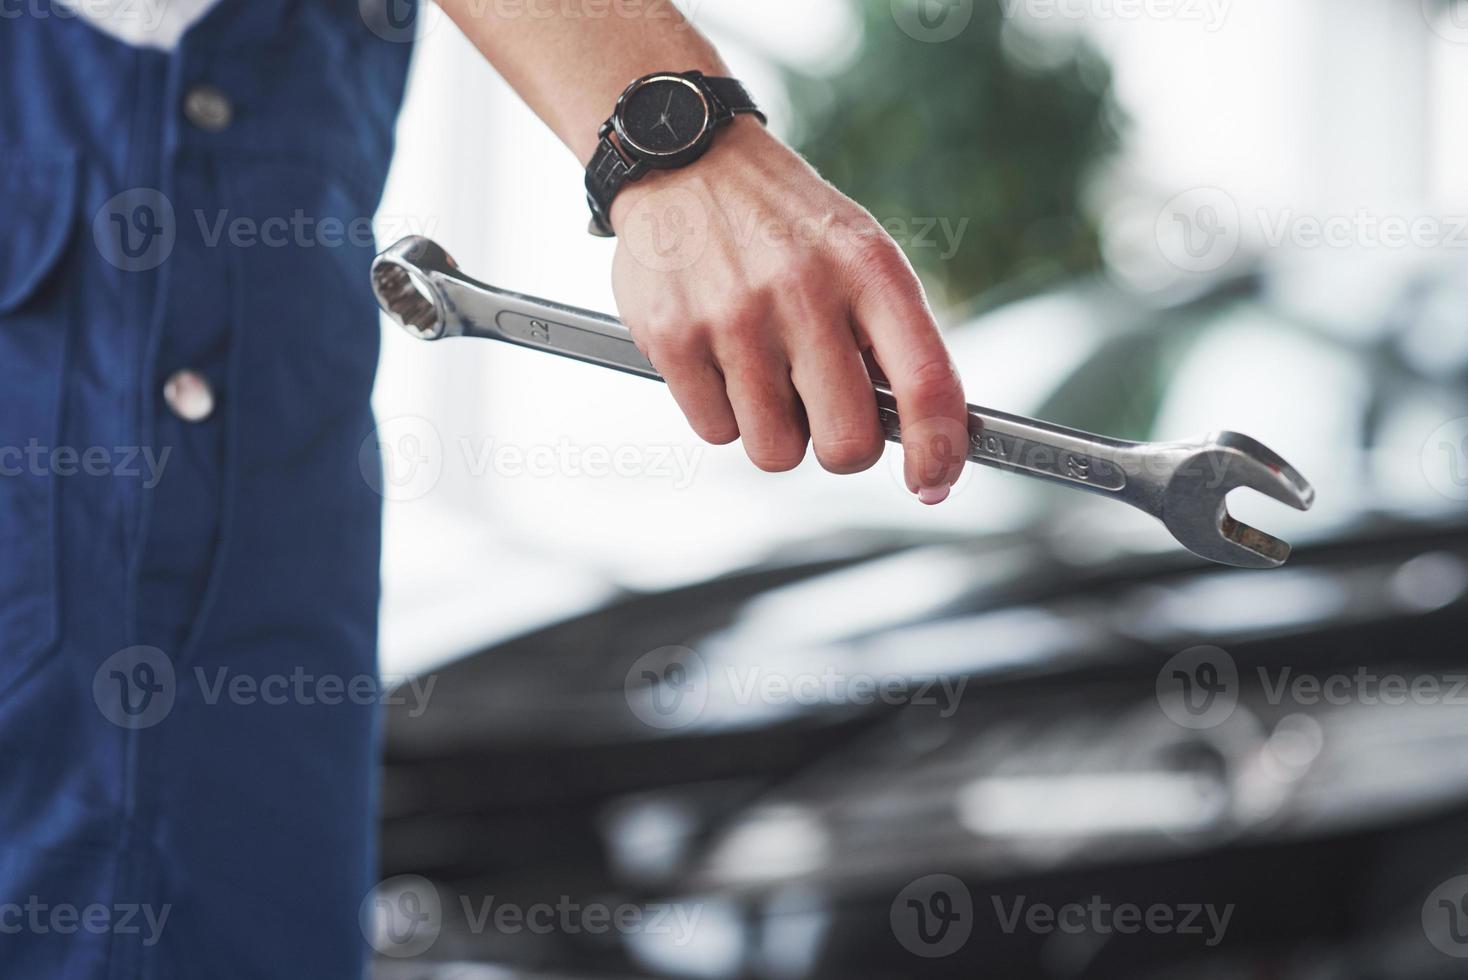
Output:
top-left (59, 0), bottom-right (223, 50)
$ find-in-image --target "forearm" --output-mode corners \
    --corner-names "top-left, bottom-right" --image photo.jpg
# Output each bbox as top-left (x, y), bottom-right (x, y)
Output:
top-left (436, 0), bottom-right (729, 164)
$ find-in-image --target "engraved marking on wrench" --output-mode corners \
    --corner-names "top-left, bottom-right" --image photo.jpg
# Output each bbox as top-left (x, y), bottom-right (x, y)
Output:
top-left (879, 405), bottom-right (1124, 491)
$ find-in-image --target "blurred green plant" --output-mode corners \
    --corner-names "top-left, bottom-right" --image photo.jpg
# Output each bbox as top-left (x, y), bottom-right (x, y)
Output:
top-left (786, 0), bottom-right (1121, 309)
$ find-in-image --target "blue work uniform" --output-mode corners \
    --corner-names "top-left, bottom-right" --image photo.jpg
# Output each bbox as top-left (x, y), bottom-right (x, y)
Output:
top-left (0, 1), bottom-right (414, 975)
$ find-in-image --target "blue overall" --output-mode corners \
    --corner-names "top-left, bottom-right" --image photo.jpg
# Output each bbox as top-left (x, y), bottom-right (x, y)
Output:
top-left (0, 2), bottom-right (414, 975)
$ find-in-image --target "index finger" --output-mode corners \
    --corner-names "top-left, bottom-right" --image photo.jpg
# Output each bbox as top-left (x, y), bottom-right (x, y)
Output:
top-left (849, 250), bottom-right (969, 501)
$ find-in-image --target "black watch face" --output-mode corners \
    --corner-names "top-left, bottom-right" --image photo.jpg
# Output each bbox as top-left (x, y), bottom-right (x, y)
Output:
top-left (617, 76), bottom-right (712, 157)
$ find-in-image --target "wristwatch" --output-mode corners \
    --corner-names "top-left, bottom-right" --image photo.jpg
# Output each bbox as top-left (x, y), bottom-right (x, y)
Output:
top-left (585, 70), bottom-right (766, 237)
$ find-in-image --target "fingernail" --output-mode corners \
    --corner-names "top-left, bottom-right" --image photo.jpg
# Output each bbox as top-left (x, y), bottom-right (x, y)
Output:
top-left (918, 486), bottom-right (950, 506)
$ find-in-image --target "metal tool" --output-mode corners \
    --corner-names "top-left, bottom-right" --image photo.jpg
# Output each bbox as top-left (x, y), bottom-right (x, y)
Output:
top-left (371, 236), bottom-right (1315, 569)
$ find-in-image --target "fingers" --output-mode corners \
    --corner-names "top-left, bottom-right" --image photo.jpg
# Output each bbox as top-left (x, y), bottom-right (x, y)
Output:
top-left (716, 316), bottom-right (809, 473)
top-left (632, 282), bottom-right (913, 481)
top-left (618, 236), bottom-right (959, 495)
top-left (635, 324), bottom-right (740, 446)
top-left (850, 243), bottom-right (968, 502)
top-left (784, 293), bottom-right (885, 475)
top-left (629, 297), bottom-right (809, 469)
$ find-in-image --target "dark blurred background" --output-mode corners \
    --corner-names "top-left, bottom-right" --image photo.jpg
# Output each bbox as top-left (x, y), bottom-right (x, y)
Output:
top-left (363, 0), bottom-right (1468, 975)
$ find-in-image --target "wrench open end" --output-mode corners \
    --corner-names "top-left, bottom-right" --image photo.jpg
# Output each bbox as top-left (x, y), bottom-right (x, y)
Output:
top-left (1159, 433), bottom-right (1316, 570)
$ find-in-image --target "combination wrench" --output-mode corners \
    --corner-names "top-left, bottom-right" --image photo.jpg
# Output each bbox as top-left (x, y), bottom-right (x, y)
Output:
top-left (371, 236), bottom-right (1315, 569)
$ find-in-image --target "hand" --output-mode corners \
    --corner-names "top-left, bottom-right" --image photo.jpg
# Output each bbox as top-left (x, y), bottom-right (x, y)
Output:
top-left (609, 118), bottom-right (969, 504)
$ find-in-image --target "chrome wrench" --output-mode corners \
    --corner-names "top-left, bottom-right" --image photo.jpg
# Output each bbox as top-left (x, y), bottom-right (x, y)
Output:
top-left (371, 236), bottom-right (1315, 568)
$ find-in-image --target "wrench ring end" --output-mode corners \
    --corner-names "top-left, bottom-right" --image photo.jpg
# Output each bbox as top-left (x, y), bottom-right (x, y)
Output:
top-left (372, 236), bottom-right (451, 341)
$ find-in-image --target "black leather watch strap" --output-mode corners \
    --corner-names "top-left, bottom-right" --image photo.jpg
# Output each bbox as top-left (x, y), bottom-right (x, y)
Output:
top-left (586, 138), bottom-right (634, 237)
top-left (702, 75), bottom-right (767, 125)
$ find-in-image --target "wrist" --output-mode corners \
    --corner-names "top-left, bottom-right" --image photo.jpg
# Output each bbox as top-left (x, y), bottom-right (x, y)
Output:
top-left (607, 114), bottom-right (775, 234)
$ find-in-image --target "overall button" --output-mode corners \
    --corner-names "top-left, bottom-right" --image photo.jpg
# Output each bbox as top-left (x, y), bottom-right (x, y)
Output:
top-left (163, 370), bottom-right (215, 423)
top-left (183, 85), bottom-right (234, 132)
